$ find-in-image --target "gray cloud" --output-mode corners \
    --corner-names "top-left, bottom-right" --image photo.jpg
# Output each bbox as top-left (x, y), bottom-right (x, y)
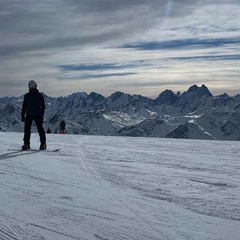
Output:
top-left (121, 37), bottom-right (240, 50)
top-left (0, 0), bottom-right (213, 57)
top-left (0, 0), bottom-right (240, 97)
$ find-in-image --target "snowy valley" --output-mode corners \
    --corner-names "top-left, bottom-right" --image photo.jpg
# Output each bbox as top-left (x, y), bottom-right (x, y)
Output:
top-left (0, 132), bottom-right (240, 240)
top-left (1, 84), bottom-right (240, 141)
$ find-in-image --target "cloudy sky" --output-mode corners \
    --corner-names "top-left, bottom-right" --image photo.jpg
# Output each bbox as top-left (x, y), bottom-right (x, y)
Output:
top-left (0, 0), bottom-right (240, 98)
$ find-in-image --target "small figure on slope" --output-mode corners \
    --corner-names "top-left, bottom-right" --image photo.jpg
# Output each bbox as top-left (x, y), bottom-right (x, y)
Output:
top-left (59, 120), bottom-right (66, 134)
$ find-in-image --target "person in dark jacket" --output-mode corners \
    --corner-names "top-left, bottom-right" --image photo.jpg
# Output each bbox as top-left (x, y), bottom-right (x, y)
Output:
top-left (21, 80), bottom-right (46, 150)
top-left (59, 120), bottom-right (66, 134)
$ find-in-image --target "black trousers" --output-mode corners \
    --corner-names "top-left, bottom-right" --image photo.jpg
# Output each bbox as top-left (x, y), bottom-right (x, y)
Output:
top-left (24, 115), bottom-right (46, 145)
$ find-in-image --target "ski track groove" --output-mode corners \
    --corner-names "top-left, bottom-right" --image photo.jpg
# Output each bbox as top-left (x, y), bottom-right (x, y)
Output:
top-left (79, 144), bottom-right (169, 240)
top-left (78, 144), bottom-right (101, 185)
top-left (29, 223), bottom-right (86, 240)
top-left (0, 215), bottom-right (22, 240)
top-left (43, 206), bottom-right (82, 223)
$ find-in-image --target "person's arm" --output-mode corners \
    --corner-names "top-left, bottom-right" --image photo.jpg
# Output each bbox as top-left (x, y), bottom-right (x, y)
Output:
top-left (39, 93), bottom-right (45, 116)
top-left (21, 95), bottom-right (27, 121)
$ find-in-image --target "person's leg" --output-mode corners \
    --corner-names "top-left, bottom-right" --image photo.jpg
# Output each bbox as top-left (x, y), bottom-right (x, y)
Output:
top-left (34, 116), bottom-right (46, 147)
top-left (23, 115), bottom-right (33, 146)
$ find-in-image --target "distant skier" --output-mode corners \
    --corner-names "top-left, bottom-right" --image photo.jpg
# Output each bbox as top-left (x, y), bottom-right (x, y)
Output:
top-left (21, 80), bottom-right (47, 150)
top-left (59, 120), bottom-right (66, 134)
top-left (47, 127), bottom-right (51, 134)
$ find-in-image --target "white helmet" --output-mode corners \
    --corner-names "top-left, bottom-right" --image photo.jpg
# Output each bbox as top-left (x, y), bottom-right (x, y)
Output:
top-left (28, 80), bottom-right (37, 88)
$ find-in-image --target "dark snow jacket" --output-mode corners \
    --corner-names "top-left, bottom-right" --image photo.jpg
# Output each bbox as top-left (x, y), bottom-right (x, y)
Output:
top-left (60, 121), bottom-right (66, 130)
top-left (21, 89), bottom-right (45, 120)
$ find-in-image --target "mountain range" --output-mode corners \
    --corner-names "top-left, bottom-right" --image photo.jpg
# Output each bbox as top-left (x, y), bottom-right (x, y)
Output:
top-left (1, 84), bottom-right (240, 141)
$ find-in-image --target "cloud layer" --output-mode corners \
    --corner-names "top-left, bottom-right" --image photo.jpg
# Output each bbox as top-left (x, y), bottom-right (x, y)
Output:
top-left (0, 0), bottom-right (240, 97)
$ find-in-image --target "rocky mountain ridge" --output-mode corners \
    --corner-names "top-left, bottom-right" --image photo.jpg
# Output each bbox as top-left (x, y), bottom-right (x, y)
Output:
top-left (1, 84), bottom-right (240, 141)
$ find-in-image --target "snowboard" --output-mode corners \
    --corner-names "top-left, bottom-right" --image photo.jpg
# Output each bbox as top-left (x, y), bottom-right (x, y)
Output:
top-left (8, 148), bottom-right (60, 152)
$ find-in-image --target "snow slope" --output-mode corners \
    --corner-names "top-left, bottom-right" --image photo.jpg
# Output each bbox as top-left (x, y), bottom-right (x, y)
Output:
top-left (0, 132), bottom-right (239, 240)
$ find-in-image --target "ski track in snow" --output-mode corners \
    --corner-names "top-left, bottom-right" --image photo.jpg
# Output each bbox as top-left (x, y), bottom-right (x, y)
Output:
top-left (0, 132), bottom-right (240, 240)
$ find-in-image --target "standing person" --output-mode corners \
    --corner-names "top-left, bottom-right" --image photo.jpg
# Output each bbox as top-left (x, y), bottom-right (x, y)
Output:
top-left (21, 80), bottom-right (47, 150)
top-left (59, 120), bottom-right (66, 134)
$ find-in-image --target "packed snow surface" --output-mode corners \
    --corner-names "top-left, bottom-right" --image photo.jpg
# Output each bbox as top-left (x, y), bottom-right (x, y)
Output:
top-left (0, 132), bottom-right (239, 240)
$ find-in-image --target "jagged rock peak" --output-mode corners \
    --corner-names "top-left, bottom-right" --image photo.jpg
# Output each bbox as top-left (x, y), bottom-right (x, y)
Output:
top-left (155, 89), bottom-right (179, 104)
top-left (67, 92), bottom-right (88, 99)
top-left (216, 93), bottom-right (230, 99)
top-left (187, 84), bottom-right (199, 92)
top-left (110, 91), bottom-right (130, 101)
top-left (88, 92), bottom-right (105, 101)
top-left (186, 84), bottom-right (213, 97)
